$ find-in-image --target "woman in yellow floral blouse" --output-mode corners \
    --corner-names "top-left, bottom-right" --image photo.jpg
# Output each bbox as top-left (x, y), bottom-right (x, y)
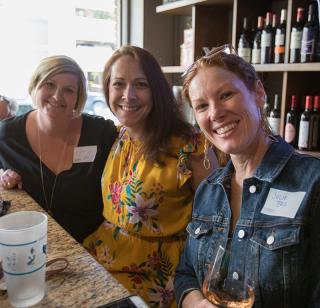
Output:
top-left (83, 46), bottom-right (221, 307)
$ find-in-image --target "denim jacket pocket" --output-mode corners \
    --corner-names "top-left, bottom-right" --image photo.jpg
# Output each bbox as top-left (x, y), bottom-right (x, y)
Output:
top-left (186, 220), bottom-right (213, 239)
top-left (186, 220), bottom-right (217, 279)
top-left (250, 224), bottom-right (303, 306)
top-left (250, 223), bottom-right (301, 250)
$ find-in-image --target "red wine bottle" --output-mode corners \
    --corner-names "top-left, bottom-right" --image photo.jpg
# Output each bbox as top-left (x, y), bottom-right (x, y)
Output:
top-left (238, 17), bottom-right (252, 63)
top-left (301, 3), bottom-right (318, 62)
top-left (271, 13), bottom-right (277, 62)
top-left (261, 12), bottom-right (273, 64)
top-left (251, 16), bottom-right (264, 64)
top-left (310, 96), bottom-right (320, 150)
top-left (268, 94), bottom-right (281, 135)
top-left (314, 0), bottom-right (320, 61)
top-left (274, 9), bottom-right (287, 63)
top-left (298, 96), bottom-right (313, 150)
top-left (284, 95), bottom-right (299, 147)
top-left (290, 7), bottom-right (305, 63)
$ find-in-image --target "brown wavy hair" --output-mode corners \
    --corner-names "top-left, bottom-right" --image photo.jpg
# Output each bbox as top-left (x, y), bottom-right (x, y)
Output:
top-left (103, 45), bottom-right (194, 164)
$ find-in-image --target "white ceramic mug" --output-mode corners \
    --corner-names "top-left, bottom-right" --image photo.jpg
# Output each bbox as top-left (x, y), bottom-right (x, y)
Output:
top-left (0, 211), bottom-right (47, 307)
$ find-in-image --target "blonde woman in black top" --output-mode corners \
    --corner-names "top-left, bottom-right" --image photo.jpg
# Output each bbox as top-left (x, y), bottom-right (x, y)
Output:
top-left (0, 55), bottom-right (117, 242)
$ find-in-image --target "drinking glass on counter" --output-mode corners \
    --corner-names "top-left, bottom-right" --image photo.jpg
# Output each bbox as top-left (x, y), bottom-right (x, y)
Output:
top-left (202, 245), bottom-right (255, 308)
top-left (0, 211), bottom-right (47, 307)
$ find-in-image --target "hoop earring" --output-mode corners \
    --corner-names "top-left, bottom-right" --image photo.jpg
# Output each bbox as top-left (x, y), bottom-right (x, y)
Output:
top-left (203, 138), bottom-right (211, 170)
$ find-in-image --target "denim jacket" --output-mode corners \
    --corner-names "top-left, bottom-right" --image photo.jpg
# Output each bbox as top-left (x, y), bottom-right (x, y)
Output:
top-left (175, 137), bottom-right (320, 308)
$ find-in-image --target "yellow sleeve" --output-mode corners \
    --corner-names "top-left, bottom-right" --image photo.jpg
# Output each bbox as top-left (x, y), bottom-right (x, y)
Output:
top-left (176, 131), bottom-right (205, 188)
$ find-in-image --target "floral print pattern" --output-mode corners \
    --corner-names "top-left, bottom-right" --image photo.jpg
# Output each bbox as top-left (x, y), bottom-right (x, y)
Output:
top-left (83, 127), bottom-right (205, 307)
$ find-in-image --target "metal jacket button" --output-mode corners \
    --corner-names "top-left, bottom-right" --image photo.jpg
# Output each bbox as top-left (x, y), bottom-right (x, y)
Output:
top-left (232, 272), bottom-right (239, 280)
top-left (195, 227), bottom-right (201, 235)
top-left (249, 185), bottom-right (257, 193)
top-left (238, 229), bottom-right (245, 239)
top-left (267, 235), bottom-right (275, 245)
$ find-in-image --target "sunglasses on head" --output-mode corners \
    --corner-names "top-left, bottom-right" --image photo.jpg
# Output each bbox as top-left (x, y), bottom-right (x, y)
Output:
top-left (182, 44), bottom-right (238, 77)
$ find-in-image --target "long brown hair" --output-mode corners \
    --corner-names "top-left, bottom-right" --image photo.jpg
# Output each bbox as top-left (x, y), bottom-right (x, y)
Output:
top-left (103, 45), bottom-right (194, 164)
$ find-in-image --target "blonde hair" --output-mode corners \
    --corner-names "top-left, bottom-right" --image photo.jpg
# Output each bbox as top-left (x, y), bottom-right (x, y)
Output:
top-left (28, 55), bottom-right (87, 117)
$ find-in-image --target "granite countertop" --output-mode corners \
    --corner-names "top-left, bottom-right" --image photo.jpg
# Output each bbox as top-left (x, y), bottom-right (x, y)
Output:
top-left (0, 189), bottom-right (131, 308)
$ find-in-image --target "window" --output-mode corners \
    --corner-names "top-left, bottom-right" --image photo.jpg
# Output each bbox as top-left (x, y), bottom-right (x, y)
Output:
top-left (0, 0), bottom-right (121, 120)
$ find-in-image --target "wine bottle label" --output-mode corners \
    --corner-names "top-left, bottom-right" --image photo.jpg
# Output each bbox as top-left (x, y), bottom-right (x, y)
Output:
top-left (275, 33), bottom-right (285, 46)
top-left (275, 46), bottom-right (285, 54)
top-left (238, 48), bottom-right (251, 62)
top-left (284, 123), bottom-right (296, 143)
top-left (298, 121), bottom-right (310, 148)
top-left (290, 30), bottom-right (302, 49)
top-left (251, 48), bottom-right (261, 64)
top-left (301, 37), bottom-right (315, 55)
top-left (261, 32), bottom-right (272, 47)
top-left (268, 117), bottom-right (281, 135)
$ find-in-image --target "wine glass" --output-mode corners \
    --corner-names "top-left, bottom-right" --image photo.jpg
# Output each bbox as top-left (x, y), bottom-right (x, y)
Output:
top-left (202, 245), bottom-right (255, 308)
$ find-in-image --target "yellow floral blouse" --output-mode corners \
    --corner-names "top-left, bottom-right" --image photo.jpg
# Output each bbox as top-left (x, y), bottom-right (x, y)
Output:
top-left (84, 127), bottom-right (205, 307)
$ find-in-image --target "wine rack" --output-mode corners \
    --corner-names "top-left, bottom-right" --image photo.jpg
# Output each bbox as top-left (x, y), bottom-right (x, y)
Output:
top-left (153, 0), bottom-right (320, 157)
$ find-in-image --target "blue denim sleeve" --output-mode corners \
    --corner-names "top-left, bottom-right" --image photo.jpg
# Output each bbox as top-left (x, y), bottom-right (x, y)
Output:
top-left (174, 235), bottom-right (201, 308)
top-left (309, 183), bottom-right (320, 307)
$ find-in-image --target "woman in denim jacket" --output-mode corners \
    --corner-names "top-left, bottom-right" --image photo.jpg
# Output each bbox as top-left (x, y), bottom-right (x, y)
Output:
top-left (174, 45), bottom-right (320, 308)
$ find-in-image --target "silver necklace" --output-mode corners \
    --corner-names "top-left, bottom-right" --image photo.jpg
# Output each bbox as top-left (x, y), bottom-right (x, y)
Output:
top-left (37, 126), bottom-right (67, 216)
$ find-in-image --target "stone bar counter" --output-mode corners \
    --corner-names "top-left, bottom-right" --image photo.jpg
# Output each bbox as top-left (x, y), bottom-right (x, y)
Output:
top-left (0, 189), bottom-right (131, 307)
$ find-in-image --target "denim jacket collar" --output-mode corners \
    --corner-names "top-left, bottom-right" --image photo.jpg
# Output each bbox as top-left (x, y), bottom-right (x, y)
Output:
top-left (207, 136), bottom-right (295, 185)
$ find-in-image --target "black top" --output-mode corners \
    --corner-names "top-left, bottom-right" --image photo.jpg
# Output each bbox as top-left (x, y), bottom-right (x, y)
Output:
top-left (0, 112), bottom-right (117, 242)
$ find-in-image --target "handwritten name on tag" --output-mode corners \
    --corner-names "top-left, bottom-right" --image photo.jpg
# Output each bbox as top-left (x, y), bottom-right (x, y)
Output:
top-left (261, 188), bottom-right (306, 218)
top-left (73, 146), bottom-right (97, 163)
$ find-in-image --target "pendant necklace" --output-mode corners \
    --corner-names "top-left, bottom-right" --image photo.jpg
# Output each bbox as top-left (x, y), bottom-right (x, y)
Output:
top-left (37, 125), bottom-right (67, 216)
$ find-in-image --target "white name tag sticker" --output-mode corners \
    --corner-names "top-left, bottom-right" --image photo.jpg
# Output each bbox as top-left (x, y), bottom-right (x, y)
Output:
top-left (261, 188), bottom-right (306, 218)
top-left (73, 146), bottom-right (97, 163)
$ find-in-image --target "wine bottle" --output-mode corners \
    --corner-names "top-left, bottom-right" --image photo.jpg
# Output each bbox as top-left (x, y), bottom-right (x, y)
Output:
top-left (284, 95), bottom-right (299, 147)
top-left (274, 9), bottom-right (287, 63)
top-left (298, 96), bottom-right (313, 150)
top-left (271, 13), bottom-right (277, 62)
top-left (238, 17), bottom-right (252, 63)
top-left (263, 95), bottom-right (271, 117)
top-left (251, 16), bottom-right (264, 64)
top-left (301, 3), bottom-right (317, 62)
top-left (310, 95), bottom-right (320, 150)
top-left (261, 12), bottom-right (273, 64)
top-left (314, 0), bottom-right (320, 61)
top-left (268, 94), bottom-right (281, 135)
top-left (290, 7), bottom-right (305, 63)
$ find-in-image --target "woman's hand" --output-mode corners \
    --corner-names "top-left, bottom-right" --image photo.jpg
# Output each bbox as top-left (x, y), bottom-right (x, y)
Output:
top-left (182, 290), bottom-right (218, 308)
top-left (0, 169), bottom-right (22, 190)
top-left (194, 298), bottom-right (217, 308)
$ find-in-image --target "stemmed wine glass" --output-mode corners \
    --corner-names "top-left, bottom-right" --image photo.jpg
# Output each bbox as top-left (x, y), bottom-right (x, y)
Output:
top-left (202, 245), bottom-right (255, 307)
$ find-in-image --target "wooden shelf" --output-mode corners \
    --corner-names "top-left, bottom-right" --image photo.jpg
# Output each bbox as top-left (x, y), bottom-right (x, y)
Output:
top-left (162, 63), bottom-right (320, 73)
top-left (156, 0), bottom-right (232, 15)
top-left (253, 63), bottom-right (320, 72)
top-left (162, 66), bottom-right (185, 73)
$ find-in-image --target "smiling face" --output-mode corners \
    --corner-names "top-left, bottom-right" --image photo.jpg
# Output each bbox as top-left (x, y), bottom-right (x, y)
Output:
top-left (189, 66), bottom-right (265, 156)
top-left (35, 73), bottom-right (79, 120)
top-left (108, 55), bottom-right (152, 139)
